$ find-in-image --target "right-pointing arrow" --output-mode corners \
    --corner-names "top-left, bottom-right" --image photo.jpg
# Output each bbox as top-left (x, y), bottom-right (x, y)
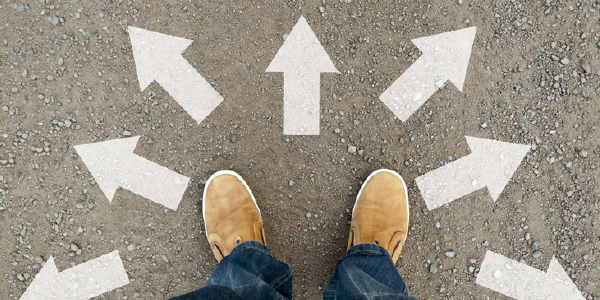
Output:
top-left (74, 136), bottom-right (190, 210)
top-left (477, 250), bottom-right (584, 300)
top-left (380, 27), bottom-right (477, 122)
top-left (415, 136), bottom-right (530, 210)
top-left (128, 26), bottom-right (223, 124)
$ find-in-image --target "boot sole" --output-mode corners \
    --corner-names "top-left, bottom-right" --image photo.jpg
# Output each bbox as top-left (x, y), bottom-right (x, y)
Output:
top-left (202, 170), bottom-right (261, 239)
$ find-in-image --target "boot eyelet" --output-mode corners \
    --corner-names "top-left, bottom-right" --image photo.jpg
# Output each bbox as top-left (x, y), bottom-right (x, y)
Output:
top-left (375, 240), bottom-right (379, 245)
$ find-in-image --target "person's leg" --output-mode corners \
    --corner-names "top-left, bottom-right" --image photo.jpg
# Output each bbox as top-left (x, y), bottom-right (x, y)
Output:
top-left (324, 169), bottom-right (418, 300)
top-left (323, 243), bottom-right (415, 300)
top-left (170, 170), bottom-right (292, 300)
top-left (171, 241), bottom-right (291, 300)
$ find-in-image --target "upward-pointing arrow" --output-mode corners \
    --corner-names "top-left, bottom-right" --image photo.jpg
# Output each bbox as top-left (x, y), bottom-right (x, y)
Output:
top-left (20, 251), bottom-right (129, 300)
top-left (477, 250), bottom-right (584, 300)
top-left (74, 136), bottom-right (190, 210)
top-left (267, 16), bottom-right (340, 135)
top-left (128, 26), bottom-right (223, 124)
top-left (380, 27), bottom-right (477, 122)
top-left (415, 136), bottom-right (530, 210)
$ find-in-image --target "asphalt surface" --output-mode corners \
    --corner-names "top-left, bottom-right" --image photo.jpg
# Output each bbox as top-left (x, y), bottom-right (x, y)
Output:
top-left (1, 0), bottom-right (599, 299)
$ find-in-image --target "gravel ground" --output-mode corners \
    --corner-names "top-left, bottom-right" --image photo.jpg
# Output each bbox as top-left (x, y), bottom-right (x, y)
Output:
top-left (1, 0), bottom-right (600, 299)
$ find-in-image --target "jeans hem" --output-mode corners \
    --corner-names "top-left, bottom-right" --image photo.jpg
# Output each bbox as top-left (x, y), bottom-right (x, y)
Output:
top-left (228, 240), bottom-right (273, 257)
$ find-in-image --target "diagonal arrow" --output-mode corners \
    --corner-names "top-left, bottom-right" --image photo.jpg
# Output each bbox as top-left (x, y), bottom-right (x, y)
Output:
top-left (128, 26), bottom-right (223, 124)
top-left (20, 250), bottom-right (130, 300)
top-left (266, 16), bottom-right (340, 135)
top-left (477, 250), bottom-right (584, 300)
top-left (415, 136), bottom-right (530, 210)
top-left (380, 27), bottom-right (477, 122)
top-left (74, 136), bottom-right (190, 210)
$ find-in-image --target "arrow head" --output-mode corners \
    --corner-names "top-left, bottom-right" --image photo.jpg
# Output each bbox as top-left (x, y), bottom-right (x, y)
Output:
top-left (266, 16), bottom-right (339, 74)
top-left (128, 26), bottom-right (193, 90)
top-left (465, 136), bottom-right (530, 201)
top-left (74, 137), bottom-right (140, 201)
top-left (20, 256), bottom-right (59, 300)
top-left (411, 27), bottom-right (476, 91)
top-left (547, 257), bottom-right (585, 299)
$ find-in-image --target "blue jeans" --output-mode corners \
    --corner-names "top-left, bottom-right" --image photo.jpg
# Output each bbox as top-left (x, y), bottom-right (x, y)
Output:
top-left (171, 241), bottom-right (418, 300)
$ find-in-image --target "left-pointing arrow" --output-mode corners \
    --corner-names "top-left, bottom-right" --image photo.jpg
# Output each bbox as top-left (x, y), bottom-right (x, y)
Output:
top-left (267, 16), bottom-right (340, 135)
top-left (20, 250), bottom-right (129, 300)
top-left (128, 26), bottom-right (223, 124)
top-left (74, 136), bottom-right (190, 210)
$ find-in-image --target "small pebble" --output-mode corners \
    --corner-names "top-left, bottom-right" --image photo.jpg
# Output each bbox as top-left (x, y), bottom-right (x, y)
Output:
top-left (49, 16), bottom-right (59, 26)
top-left (429, 264), bottom-right (437, 273)
top-left (348, 145), bottom-right (357, 154)
top-left (306, 212), bottom-right (312, 218)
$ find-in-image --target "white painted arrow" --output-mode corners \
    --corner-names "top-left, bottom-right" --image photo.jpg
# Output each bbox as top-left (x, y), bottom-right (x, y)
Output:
top-left (266, 16), bottom-right (340, 135)
top-left (415, 136), bottom-right (530, 210)
top-left (380, 27), bottom-right (477, 122)
top-left (74, 136), bottom-right (190, 210)
top-left (128, 26), bottom-right (223, 124)
top-left (20, 250), bottom-right (129, 300)
top-left (477, 250), bottom-right (584, 299)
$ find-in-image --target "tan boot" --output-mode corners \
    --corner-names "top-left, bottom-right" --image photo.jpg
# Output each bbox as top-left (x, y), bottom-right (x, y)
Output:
top-left (203, 170), bottom-right (266, 262)
top-left (348, 169), bottom-right (409, 264)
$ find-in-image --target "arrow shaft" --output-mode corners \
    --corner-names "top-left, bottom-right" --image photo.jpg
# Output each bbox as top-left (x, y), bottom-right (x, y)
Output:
top-left (119, 154), bottom-right (190, 210)
top-left (58, 251), bottom-right (128, 299)
top-left (380, 57), bottom-right (443, 122)
top-left (22, 251), bottom-right (129, 300)
top-left (283, 72), bottom-right (321, 135)
top-left (476, 251), bottom-right (582, 300)
top-left (415, 154), bottom-right (485, 210)
top-left (156, 56), bottom-right (223, 123)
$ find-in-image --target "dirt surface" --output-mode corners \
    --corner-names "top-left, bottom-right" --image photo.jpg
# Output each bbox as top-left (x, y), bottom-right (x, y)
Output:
top-left (1, 0), bottom-right (600, 299)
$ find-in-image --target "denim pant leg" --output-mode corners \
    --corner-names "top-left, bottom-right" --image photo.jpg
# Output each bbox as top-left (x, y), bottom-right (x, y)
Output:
top-left (323, 243), bottom-right (418, 300)
top-left (171, 241), bottom-right (292, 300)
